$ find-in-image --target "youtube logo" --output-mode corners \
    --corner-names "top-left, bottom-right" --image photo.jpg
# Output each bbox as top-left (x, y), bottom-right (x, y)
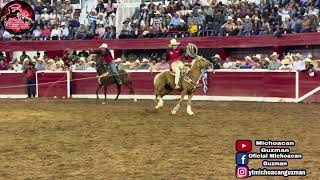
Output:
top-left (236, 140), bottom-right (252, 152)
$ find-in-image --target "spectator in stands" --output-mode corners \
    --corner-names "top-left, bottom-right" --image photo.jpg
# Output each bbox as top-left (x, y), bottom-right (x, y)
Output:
top-left (107, 13), bottom-right (116, 27)
top-left (0, 59), bottom-right (8, 70)
top-left (105, 26), bottom-right (116, 39)
top-left (96, 23), bottom-right (106, 38)
top-left (279, 58), bottom-right (293, 70)
top-left (78, 50), bottom-right (89, 58)
top-left (86, 61), bottom-right (96, 71)
top-left (223, 57), bottom-right (233, 69)
top-left (32, 26), bottom-right (42, 40)
top-left (220, 17), bottom-right (237, 36)
top-left (240, 56), bottom-right (253, 69)
top-left (240, 16), bottom-right (253, 36)
top-left (170, 13), bottom-right (182, 28)
top-left (0, 52), bottom-right (5, 61)
top-left (74, 57), bottom-right (87, 70)
top-left (35, 59), bottom-right (46, 70)
top-left (292, 53), bottom-right (306, 70)
top-left (2, 30), bottom-right (12, 40)
top-left (188, 21), bottom-right (198, 36)
top-left (42, 25), bottom-right (51, 40)
top-left (260, 58), bottom-right (270, 69)
top-left (11, 59), bottom-right (22, 71)
top-left (97, 14), bottom-right (107, 27)
top-left (69, 17), bottom-right (81, 29)
top-left (55, 60), bottom-right (65, 71)
top-left (268, 52), bottom-right (281, 70)
top-left (251, 55), bottom-right (262, 69)
top-left (259, 18), bottom-right (271, 35)
top-left (300, 14), bottom-right (311, 32)
top-left (106, 0), bottom-right (116, 15)
top-left (119, 21), bottom-right (133, 39)
top-left (87, 9), bottom-right (98, 32)
top-left (62, 0), bottom-right (73, 13)
top-left (20, 52), bottom-right (30, 63)
top-left (41, 8), bottom-right (50, 25)
top-left (75, 24), bottom-right (89, 40)
top-left (96, 0), bottom-right (105, 13)
top-left (47, 59), bottom-right (56, 70)
top-left (211, 54), bottom-right (222, 69)
top-left (60, 22), bottom-right (70, 40)
top-left (137, 59), bottom-right (150, 69)
top-left (51, 25), bottom-right (61, 40)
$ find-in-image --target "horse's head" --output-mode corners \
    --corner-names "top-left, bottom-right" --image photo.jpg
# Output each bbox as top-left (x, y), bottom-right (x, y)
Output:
top-left (191, 56), bottom-right (212, 70)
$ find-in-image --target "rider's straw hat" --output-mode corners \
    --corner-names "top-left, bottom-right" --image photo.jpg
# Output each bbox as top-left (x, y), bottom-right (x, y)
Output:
top-left (99, 43), bottom-right (108, 49)
top-left (169, 39), bottom-right (180, 46)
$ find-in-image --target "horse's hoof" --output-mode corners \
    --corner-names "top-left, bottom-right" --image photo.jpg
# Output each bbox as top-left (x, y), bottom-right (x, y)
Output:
top-left (102, 102), bottom-right (106, 105)
top-left (171, 110), bottom-right (176, 115)
top-left (188, 112), bottom-right (194, 116)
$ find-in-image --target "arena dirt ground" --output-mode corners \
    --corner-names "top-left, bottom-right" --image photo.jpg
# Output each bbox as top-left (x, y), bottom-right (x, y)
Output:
top-left (0, 99), bottom-right (319, 180)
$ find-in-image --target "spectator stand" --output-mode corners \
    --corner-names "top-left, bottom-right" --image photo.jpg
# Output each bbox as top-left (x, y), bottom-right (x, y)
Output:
top-left (115, 0), bottom-right (141, 38)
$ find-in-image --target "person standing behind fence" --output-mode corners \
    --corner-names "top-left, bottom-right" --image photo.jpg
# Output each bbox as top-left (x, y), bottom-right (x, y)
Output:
top-left (23, 63), bottom-right (36, 98)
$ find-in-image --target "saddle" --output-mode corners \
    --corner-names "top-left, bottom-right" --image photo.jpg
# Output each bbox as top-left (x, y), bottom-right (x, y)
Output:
top-left (169, 66), bottom-right (190, 87)
top-left (169, 66), bottom-right (190, 76)
top-left (104, 64), bottom-right (121, 72)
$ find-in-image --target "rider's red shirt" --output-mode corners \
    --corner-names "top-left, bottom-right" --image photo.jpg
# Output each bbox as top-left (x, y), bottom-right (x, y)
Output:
top-left (167, 48), bottom-right (183, 63)
top-left (103, 54), bottom-right (113, 64)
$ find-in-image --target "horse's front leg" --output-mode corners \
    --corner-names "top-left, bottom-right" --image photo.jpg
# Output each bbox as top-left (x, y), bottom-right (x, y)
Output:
top-left (171, 91), bottom-right (186, 115)
top-left (187, 94), bottom-right (194, 115)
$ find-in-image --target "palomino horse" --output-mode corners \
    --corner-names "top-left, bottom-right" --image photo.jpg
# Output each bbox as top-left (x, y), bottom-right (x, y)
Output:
top-left (90, 54), bottom-right (136, 102)
top-left (153, 56), bottom-right (212, 115)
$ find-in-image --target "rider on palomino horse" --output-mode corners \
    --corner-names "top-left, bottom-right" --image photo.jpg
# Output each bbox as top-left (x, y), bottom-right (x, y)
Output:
top-left (167, 39), bottom-right (186, 89)
top-left (97, 43), bottom-right (122, 85)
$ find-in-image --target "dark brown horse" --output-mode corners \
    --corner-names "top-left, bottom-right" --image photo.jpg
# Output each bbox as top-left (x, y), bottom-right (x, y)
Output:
top-left (90, 54), bottom-right (136, 102)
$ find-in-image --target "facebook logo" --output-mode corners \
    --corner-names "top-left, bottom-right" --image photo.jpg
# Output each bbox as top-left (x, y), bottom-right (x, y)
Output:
top-left (236, 153), bottom-right (249, 165)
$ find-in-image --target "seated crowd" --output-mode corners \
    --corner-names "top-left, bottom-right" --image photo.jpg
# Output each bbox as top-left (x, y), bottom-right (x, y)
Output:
top-left (0, 51), bottom-right (318, 73)
top-left (0, 0), bottom-right (117, 40)
top-left (120, 0), bottom-right (320, 38)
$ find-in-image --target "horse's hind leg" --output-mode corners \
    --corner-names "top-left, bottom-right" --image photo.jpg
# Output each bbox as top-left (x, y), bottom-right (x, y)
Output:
top-left (103, 85), bottom-right (107, 101)
top-left (155, 88), bottom-right (171, 109)
top-left (114, 84), bottom-right (121, 101)
top-left (96, 84), bottom-right (103, 100)
top-left (124, 79), bottom-right (136, 102)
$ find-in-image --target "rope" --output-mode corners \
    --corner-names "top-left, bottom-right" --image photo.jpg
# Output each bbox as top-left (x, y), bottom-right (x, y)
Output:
top-left (0, 72), bottom-right (128, 89)
top-left (185, 43), bottom-right (198, 58)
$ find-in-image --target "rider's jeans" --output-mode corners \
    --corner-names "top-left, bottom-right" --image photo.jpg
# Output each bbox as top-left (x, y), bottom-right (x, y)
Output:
top-left (106, 62), bottom-right (122, 85)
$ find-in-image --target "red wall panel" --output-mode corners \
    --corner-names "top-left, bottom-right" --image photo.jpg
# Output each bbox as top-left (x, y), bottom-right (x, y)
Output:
top-left (0, 72), bottom-right (26, 95)
top-left (71, 71), bottom-right (296, 98)
top-left (37, 72), bottom-right (68, 98)
top-left (299, 72), bottom-right (320, 102)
